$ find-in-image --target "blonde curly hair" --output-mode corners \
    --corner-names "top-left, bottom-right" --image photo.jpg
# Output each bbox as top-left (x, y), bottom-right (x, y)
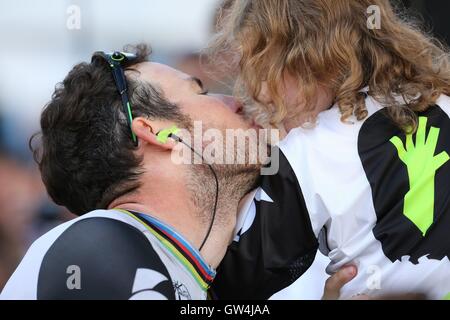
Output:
top-left (206, 0), bottom-right (450, 131)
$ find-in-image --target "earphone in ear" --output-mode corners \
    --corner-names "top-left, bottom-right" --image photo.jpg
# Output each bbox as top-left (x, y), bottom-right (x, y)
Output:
top-left (156, 125), bottom-right (180, 144)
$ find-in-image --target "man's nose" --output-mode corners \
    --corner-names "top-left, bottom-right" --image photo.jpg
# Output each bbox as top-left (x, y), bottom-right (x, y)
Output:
top-left (212, 94), bottom-right (243, 113)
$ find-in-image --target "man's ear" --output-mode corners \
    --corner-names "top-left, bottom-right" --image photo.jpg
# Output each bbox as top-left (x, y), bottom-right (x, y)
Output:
top-left (132, 117), bottom-right (177, 150)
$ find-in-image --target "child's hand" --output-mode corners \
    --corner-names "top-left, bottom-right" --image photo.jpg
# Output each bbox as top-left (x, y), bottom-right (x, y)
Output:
top-left (322, 265), bottom-right (357, 300)
top-left (322, 264), bottom-right (427, 300)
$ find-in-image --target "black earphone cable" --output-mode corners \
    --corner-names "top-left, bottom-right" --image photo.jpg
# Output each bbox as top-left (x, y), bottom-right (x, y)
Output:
top-left (169, 133), bottom-right (219, 252)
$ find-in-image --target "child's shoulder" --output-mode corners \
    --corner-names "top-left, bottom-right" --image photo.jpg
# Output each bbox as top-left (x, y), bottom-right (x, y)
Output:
top-left (436, 94), bottom-right (450, 114)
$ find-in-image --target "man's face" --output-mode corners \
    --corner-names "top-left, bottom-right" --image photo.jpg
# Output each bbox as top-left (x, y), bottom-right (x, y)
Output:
top-left (133, 62), bottom-right (254, 133)
top-left (131, 62), bottom-right (268, 178)
top-left (130, 62), bottom-right (263, 224)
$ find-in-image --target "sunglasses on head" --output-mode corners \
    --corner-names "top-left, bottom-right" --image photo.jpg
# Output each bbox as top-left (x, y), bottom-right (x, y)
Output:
top-left (92, 51), bottom-right (139, 146)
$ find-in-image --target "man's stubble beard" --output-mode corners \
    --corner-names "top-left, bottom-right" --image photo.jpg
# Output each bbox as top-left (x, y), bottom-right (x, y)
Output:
top-left (177, 115), bottom-right (263, 228)
top-left (186, 158), bottom-right (261, 229)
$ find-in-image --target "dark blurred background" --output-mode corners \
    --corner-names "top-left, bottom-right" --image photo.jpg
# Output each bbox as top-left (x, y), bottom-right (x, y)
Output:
top-left (400, 0), bottom-right (450, 45)
top-left (0, 0), bottom-right (449, 297)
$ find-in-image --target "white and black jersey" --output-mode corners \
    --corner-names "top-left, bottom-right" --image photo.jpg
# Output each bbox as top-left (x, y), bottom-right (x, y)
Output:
top-left (1, 160), bottom-right (319, 300)
top-left (1, 155), bottom-right (319, 300)
top-left (214, 93), bottom-right (450, 300)
top-left (0, 210), bottom-right (215, 300)
top-left (211, 150), bottom-right (319, 299)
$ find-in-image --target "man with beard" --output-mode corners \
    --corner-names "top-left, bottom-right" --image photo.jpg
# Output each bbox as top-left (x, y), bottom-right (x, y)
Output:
top-left (1, 45), bottom-right (332, 300)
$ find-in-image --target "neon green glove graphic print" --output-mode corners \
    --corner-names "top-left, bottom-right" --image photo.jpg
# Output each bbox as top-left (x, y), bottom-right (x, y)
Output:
top-left (390, 117), bottom-right (450, 236)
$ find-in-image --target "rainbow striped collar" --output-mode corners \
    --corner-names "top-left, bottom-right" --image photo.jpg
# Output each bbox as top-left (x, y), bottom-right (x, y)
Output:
top-left (117, 209), bottom-right (216, 291)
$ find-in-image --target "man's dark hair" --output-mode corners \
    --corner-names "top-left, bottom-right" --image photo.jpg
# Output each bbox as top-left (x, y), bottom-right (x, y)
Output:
top-left (31, 44), bottom-right (187, 215)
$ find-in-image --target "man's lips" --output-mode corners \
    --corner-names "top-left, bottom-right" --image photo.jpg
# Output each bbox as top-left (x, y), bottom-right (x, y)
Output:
top-left (221, 96), bottom-right (263, 131)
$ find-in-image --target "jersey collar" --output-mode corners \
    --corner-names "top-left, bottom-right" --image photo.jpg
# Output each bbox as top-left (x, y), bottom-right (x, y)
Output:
top-left (118, 209), bottom-right (216, 291)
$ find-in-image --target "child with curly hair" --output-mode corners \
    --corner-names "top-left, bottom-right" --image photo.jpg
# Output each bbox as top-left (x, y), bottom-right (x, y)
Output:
top-left (209, 0), bottom-right (450, 299)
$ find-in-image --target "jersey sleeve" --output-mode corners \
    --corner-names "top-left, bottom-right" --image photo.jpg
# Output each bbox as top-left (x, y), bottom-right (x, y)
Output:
top-left (36, 217), bottom-right (175, 300)
top-left (211, 147), bottom-right (319, 300)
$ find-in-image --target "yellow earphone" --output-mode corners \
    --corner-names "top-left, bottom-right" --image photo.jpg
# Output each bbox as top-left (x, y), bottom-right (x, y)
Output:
top-left (156, 125), bottom-right (180, 144)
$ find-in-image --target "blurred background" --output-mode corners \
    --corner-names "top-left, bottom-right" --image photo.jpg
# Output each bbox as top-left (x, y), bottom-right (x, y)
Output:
top-left (0, 0), bottom-right (449, 297)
